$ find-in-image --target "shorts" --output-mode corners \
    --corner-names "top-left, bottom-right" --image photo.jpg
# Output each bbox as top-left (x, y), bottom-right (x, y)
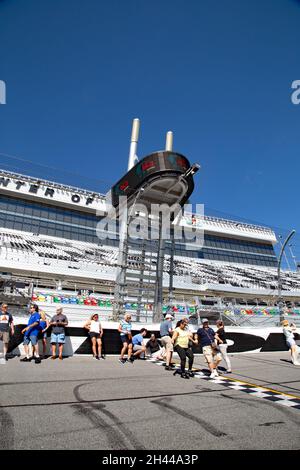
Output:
top-left (51, 333), bottom-right (65, 344)
top-left (23, 335), bottom-right (38, 346)
top-left (89, 332), bottom-right (101, 339)
top-left (287, 339), bottom-right (296, 348)
top-left (160, 336), bottom-right (173, 352)
top-left (38, 332), bottom-right (47, 340)
top-left (0, 331), bottom-right (9, 344)
top-left (202, 345), bottom-right (222, 364)
top-left (120, 335), bottom-right (132, 344)
top-left (133, 344), bottom-right (144, 353)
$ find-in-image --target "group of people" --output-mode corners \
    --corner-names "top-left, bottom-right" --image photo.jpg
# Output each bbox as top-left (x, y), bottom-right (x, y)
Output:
top-left (0, 303), bottom-right (299, 371)
top-left (0, 303), bottom-right (68, 363)
top-left (117, 312), bottom-right (233, 378)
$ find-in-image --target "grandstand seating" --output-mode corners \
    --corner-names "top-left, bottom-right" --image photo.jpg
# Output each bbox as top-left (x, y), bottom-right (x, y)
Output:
top-left (1, 228), bottom-right (300, 296)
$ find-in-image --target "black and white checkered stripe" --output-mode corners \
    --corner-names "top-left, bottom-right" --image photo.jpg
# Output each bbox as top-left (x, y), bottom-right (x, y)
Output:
top-left (145, 357), bottom-right (300, 411)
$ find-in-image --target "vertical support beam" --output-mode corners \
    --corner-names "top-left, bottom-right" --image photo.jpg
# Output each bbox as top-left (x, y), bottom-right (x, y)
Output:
top-left (153, 212), bottom-right (165, 323)
top-left (136, 241), bottom-right (146, 322)
top-left (113, 119), bottom-right (140, 321)
top-left (168, 228), bottom-right (175, 305)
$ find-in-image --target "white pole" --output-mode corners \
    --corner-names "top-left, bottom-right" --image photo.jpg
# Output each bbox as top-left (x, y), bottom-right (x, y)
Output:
top-left (165, 131), bottom-right (173, 151)
top-left (127, 118), bottom-right (140, 170)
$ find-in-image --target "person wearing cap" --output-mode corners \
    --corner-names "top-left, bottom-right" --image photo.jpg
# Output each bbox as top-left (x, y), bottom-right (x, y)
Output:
top-left (196, 318), bottom-right (222, 378)
top-left (160, 314), bottom-right (174, 370)
top-left (282, 319), bottom-right (300, 365)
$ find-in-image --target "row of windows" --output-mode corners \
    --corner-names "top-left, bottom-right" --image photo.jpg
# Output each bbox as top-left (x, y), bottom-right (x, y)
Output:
top-left (0, 196), bottom-right (101, 228)
top-left (203, 252), bottom-right (277, 267)
top-left (1, 196), bottom-right (275, 250)
top-left (1, 213), bottom-right (276, 267)
top-left (203, 238), bottom-right (273, 255)
top-left (0, 212), bottom-right (274, 258)
top-left (205, 234), bottom-right (273, 251)
top-left (0, 195), bottom-right (277, 268)
top-left (200, 248), bottom-right (277, 267)
top-left (202, 248), bottom-right (276, 261)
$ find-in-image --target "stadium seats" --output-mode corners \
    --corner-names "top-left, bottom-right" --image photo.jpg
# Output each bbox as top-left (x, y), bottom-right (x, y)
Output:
top-left (1, 228), bottom-right (300, 314)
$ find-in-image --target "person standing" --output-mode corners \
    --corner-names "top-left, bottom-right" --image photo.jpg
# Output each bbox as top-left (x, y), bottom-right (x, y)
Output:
top-left (20, 304), bottom-right (41, 364)
top-left (118, 313), bottom-right (133, 364)
top-left (172, 319), bottom-right (197, 379)
top-left (196, 318), bottom-right (222, 378)
top-left (215, 320), bottom-right (232, 373)
top-left (40, 310), bottom-right (49, 359)
top-left (282, 320), bottom-right (300, 365)
top-left (160, 313), bottom-right (174, 371)
top-left (0, 303), bottom-right (14, 361)
top-left (84, 313), bottom-right (104, 360)
top-left (49, 307), bottom-right (68, 360)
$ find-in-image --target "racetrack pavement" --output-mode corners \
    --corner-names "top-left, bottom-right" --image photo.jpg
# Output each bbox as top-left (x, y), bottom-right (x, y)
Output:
top-left (0, 352), bottom-right (299, 450)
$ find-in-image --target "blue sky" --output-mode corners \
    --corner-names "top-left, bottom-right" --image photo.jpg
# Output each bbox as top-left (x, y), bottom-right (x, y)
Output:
top-left (0, 0), bottom-right (300, 262)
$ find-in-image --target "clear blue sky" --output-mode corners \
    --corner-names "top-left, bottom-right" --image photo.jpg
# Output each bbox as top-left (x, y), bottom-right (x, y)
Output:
top-left (1, 0), bottom-right (300, 262)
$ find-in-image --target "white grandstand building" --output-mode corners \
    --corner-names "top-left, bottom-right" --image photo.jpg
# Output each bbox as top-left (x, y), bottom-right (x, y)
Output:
top-left (1, 167), bottom-right (300, 329)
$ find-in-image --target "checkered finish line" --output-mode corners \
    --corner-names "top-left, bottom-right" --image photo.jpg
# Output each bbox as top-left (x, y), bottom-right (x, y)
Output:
top-left (145, 357), bottom-right (300, 411)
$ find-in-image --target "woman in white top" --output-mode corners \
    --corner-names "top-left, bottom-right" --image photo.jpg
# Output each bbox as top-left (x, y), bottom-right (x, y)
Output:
top-left (84, 314), bottom-right (104, 360)
top-left (282, 319), bottom-right (300, 365)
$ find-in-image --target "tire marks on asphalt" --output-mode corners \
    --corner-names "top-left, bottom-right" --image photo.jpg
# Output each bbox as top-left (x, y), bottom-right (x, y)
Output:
top-left (151, 397), bottom-right (227, 438)
top-left (0, 407), bottom-right (14, 449)
top-left (72, 383), bottom-right (145, 450)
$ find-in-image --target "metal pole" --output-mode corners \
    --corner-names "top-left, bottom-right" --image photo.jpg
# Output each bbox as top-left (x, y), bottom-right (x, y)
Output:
top-left (168, 229), bottom-right (175, 304)
top-left (153, 212), bottom-right (165, 323)
top-left (278, 236), bottom-right (291, 270)
top-left (288, 244), bottom-right (298, 270)
top-left (277, 230), bottom-right (296, 323)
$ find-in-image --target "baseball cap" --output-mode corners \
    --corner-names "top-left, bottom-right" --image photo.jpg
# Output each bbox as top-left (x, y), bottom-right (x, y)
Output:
top-left (202, 318), bottom-right (209, 324)
top-left (165, 313), bottom-right (174, 320)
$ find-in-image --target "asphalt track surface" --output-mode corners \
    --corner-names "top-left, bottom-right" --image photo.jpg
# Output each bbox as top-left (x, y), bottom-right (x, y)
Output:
top-left (0, 352), bottom-right (299, 450)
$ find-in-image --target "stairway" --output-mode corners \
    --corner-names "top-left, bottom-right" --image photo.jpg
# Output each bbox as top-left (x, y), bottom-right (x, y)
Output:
top-left (113, 237), bottom-right (161, 322)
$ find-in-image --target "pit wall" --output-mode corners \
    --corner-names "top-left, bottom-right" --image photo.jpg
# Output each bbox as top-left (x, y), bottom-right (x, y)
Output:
top-left (8, 320), bottom-right (292, 357)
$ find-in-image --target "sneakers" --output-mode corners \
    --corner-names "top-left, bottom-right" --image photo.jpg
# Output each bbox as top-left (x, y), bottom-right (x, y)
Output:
top-left (35, 357), bottom-right (41, 364)
top-left (20, 357), bottom-right (30, 362)
top-left (210, 370), bottom-right (218, 378)
top-left (128, 357), bottom-right (135, 364)
top-left (119, 358), bottom-right (127, 365)
top-left (93, 355), bottom-right (99, 360)
top-left (100, 355), bottom-right (106, 360)
top-left (187, 370), bottom-right (195, 377)
top-left (180, 372), bottom-right (190, 379)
